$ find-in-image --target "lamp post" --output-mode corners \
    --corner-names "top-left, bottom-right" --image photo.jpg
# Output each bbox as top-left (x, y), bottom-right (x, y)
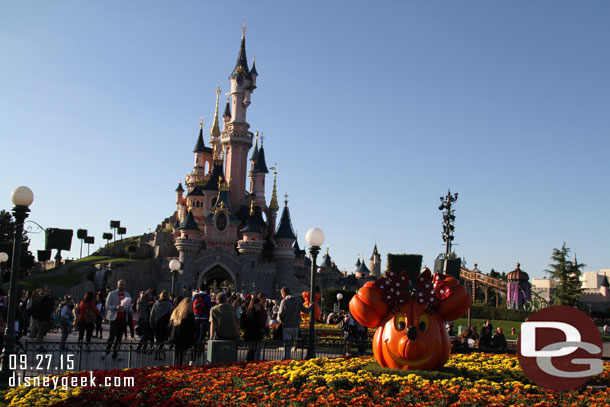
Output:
top-left (0, 252), bottom-right (8, 284)
top-left (305, 227), bottom-right (324, 359)
top-left (335, 292), bottom-right (343, 313)
top-left (169, 259), bottom-right (181, 295)
top-left (0, 186), bottom-right (34, 387)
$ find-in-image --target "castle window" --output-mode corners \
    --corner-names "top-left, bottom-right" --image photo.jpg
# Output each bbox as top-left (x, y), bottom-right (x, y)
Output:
top-left (215, 212), bottom-right (227, 232)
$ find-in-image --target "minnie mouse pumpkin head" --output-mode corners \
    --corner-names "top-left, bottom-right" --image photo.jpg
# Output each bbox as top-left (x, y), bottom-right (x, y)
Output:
top-left (349, 267), bottom-right (470, 370)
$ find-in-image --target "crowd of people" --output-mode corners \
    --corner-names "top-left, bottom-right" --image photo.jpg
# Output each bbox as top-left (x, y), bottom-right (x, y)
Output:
top-left (2, 284), bottom-right (517, 364)
top-left (451, 319), bottom-right (508, 351)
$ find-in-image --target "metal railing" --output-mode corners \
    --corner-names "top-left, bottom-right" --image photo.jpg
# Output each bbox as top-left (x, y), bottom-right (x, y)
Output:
top-left (10, 337), bottom-right (373, 378)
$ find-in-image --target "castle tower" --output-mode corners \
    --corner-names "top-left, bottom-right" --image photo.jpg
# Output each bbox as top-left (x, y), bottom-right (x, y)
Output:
top-left (369, 244), bottom-right (381, 278)
top-left (175, 181), bottom-right (185, 222)
top-left (273, 196), bottom-right (297, 257)
top-left (221, 26), bottom-right (258, 209)
top-left (251, 135), bottom-right (269, 207)
top-left (355, 254), bottom-right (361, 273)
top-left (237, 199), bottom-right (264, 255)
top-left (186, 119), bottom-right (213, 188)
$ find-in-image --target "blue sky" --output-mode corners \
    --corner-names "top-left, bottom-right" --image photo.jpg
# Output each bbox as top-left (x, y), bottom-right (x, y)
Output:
top-left (1, 1), bottom-right (608, 279)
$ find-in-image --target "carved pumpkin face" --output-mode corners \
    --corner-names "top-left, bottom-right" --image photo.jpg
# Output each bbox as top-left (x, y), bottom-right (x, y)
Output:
top-left (373, 302), bottom-right (450, 370)
top-left (349, 269), bottom-right (471, 371)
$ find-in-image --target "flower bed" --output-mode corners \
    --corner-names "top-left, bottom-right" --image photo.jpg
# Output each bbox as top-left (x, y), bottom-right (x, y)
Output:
top-left (4, 354), bottom-right (610, 406)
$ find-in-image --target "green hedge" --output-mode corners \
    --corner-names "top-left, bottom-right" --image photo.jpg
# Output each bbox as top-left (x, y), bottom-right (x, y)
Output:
top-left (386, 253), bottom-right (423, 281)
top-left (464, 305), bottom-right (532, 321)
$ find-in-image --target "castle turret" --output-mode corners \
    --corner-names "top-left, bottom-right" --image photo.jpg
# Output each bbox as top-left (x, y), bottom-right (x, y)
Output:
top-left (222, 26), bottom-right (256, 208)
top-left (238, 199), bottom-right (264, 255)
top-left (252, 135), bottom-right (268, 206)
top-left (186, 119), bottom-right (213, 187)
top-left (274, 196), bottom-right (296, 258)
top-left (369, 244), bottom-right (381, 278)
top-left (355, 254), bottom-right (361, 272)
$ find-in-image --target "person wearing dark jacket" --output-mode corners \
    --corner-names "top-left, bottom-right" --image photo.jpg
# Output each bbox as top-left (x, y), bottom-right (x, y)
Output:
top-left (150, 291), bottom-right (174, 360)
top-left (243, 294), bottom-right (266, 362)
top-left (169, 298), bottom-right (196, 366)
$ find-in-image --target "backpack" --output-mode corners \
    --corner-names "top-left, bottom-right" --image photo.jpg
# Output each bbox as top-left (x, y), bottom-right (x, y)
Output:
top-left (84, 305), bottom-right (96, 324)
top-left (192, 293), bottom-right (208, 318)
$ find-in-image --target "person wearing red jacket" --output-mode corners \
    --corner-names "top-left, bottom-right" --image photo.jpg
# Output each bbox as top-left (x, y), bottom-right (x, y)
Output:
top-left (77, 291), bottom-right (101, 344)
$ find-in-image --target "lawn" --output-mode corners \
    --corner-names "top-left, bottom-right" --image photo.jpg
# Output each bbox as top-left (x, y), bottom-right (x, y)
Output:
top-left (452, 317), bottom-right (523, 340)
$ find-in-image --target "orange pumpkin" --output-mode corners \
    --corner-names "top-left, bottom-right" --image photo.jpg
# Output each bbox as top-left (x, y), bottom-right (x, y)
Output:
top-left (350, 268), bottom-right (470, 370)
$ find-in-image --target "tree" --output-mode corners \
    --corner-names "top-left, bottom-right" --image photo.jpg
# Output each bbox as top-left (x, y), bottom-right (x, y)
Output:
top-left (0, 209), bottom-right (35, 281)
top-left (545, 243), bottom-right (583, 308)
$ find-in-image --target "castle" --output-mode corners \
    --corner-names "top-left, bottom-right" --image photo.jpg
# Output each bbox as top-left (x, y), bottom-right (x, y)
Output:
top-left (136, 28), bottom-right (383, 300)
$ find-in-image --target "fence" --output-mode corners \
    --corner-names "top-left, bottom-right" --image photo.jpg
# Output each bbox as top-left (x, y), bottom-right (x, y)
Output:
top-left (11, 336), bottom-right (373, 378)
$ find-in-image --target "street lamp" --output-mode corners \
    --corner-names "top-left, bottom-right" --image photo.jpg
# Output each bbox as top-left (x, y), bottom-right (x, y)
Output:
top-left (169, 259), bottom-right (181, 295)
top-left (305, 227), bottom-right (324, 359)
top-left (335, 293), bottom-right (343, 313)
top-left (0, 252), bottom-right (8, 283)
top-left (0, 186), bottom-right (34, 387)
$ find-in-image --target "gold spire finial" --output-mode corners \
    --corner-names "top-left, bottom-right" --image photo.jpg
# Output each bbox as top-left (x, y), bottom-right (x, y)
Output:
top-left (210, 86), bottom-right (221, 137)
top-left (326, 245), bottom-right (329, 255)
top-left (269, 163), bottom-right (279, 211)
top-left (260, 132), bottom-right (264, 147)
top-left (249, 198), bottom-right (255, 216)
top-left (242, 19), bottom-right (247, 37)
top-left (200, 117), bottom-right (203, 130)
top-left (213, 143), bottom-right (219, 160)
top-left (284, 193), bottom-right (289, 206)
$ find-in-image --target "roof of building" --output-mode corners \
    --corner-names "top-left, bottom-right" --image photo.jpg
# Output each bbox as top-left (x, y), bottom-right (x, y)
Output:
top-left (193, 127), bottom-right (206, 153)
top-left (253, 145), bottom-right (269, 173)
top-left (355, 257), bottom-right (361, 267)
top-left (232, 33), bottom-right (249, 78)
top-left (357, 261), bottom-right (370, 275)
top-left (507, 263), bottom-right (529, 282)
top-left (274, 204), bottom-right (296, 240)
top-left (187, 185), bottom-right (204, 197)
top-left (175, 182), bottom-right (184, 193)
top-left (319, 254), bottom-right (332, 268)
top-left (370, 244), bottom-right (379, 260)
top-left (202, 161), bottom-right (225, 191)
top-left (601, 275), bottom-right (610, 288)
top-left (178, 211), bottom-right (200, 231)
top-left (242, 202), bottom-right (261, 234)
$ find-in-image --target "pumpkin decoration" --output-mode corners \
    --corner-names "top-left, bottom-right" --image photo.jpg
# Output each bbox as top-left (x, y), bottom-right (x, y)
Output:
top-left (301, 291), bottom-right (321, 321)
top-left (349, 267), bottom-right (471, 370)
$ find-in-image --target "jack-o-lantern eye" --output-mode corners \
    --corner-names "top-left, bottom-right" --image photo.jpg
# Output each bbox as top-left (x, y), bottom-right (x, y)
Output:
top-left (394, 313), bottom-right (406, 332)
top-left (418, 314), bottom-right (429, 332)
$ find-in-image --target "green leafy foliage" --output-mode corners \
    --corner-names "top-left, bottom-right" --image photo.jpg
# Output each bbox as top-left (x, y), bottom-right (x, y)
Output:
top-left (545, 243), bottom-right (584, 307)
top-left (386, 253), bottom-right (423, 281)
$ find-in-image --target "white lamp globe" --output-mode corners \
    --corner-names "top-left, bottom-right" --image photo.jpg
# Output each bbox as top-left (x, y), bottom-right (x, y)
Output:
top-left (336, 293), bottom-right (343, 300)
top-left (0, 252), bottom-right (8, 263)
top-left (305, 228), bottom-right (325, 247)
top-left (169, 259), bottom-right (181, 273)
top-left (11, 186), bottom-right (34, 207)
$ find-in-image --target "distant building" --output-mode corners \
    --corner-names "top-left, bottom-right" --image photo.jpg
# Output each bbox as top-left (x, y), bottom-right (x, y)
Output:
top-left (530, 269), bottom-right (610, 313)
top-left (506, 263), bottom-right (531, 310)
